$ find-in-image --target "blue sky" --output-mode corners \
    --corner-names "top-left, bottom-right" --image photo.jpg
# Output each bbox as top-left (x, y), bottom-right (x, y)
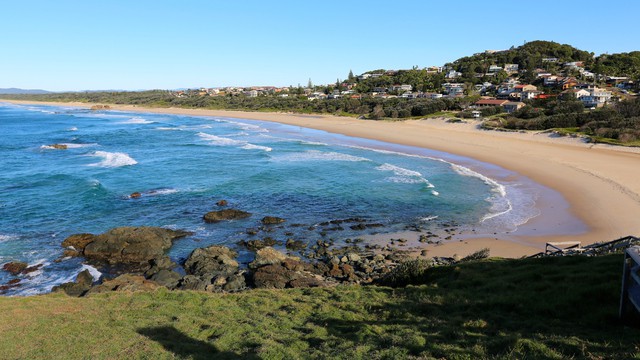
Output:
top-left (1, 1), bottom-right (638, 91)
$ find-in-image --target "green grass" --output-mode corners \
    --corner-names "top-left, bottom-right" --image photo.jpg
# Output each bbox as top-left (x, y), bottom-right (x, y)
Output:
top-left (0, 255), bottom-right (638, 359)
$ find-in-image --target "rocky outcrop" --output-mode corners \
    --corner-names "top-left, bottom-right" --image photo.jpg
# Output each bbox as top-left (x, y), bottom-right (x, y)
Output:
top-left (184, 246), bottom-right (239, 278)
top-left (203, 209), bottom-right (251, 223)
top-left (52, 269), bottom-right (94, 297)
top-left (130, 192), bottom-right (142, 199)
top-left (86, 274), bottom-right (161, 295)
top-left (261, 216), bottom-right (285, 225)
top-left (61, 227), bottom-right (192, 269)
top-left (177, 245), bottom-right (246, 293)
top-left (2, 262), bottom-right (28, 275)
top-left (249, 247), bottom-right (329, 289)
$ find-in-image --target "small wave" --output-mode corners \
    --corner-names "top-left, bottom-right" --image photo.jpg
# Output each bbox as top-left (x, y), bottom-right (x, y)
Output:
top-left (117, 117), bottom-right (154, 124)
top-left (155, 127), bottom-right (180, 131)
top-left (421, 215), bottom-right (439, 222)
top-left (273, 150), bottom-right (371, 162)
top-left (197, 132), bottom-right (271, 152)
top-left (376, 163), bottom-right (423, 178)
top-left (225, 120), bottom-right (269, 133)
top-left (0, 234), bottom-right (17, 243)
top-left (40, 143), bottom-right (97, 150)
top-left (128, 188), bottom-right (179, 198)
top-left (431, 190), bottom-right (440, 196)
top-left (242, 144), bottom-right (272, 152)
top-left (68, 127), bottom-right (78, 131)
top-left (88, 151), bottom-right (137, 168)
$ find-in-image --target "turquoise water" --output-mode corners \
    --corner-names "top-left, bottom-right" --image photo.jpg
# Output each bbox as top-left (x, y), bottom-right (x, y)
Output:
top-left (0, 103), bottom-right (539, 295)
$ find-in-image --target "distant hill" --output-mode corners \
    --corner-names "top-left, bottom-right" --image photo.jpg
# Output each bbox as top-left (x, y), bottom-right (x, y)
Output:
top-left (0, 88), bottom-right (52, 94)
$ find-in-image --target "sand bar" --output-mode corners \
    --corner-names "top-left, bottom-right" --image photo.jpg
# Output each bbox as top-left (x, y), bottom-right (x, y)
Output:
top-left (3, 100), bottom-right (640, 258)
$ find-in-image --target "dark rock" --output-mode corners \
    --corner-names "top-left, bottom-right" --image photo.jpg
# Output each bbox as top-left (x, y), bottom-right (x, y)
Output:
top-left (203, 209), bottom-right (251, 223)
top-left (350, 224), bottom-right (367, 231)
top-left (184, 245), bottom-right (238, 278)
top-left (2, 261), bottom-right (28, 275)
top-left (253, 264), bottom-right (291, 289)
top-left (177, 275), bottom-right (207, 291)
top-left (285, 239), bottom-right (306, 251)
top-left (0, 279), bottom-right (22, 293)
top-left (81, 227), bottom-right (191, 268)
top-left (144, 256), bottom-right (178, 278)
top-left (243, 237), bottom-right (278, 251)
top-left (150, 269), bottom-right (182, 289)
top-left (52, 269), bottom-right (94, 297)
top-left (216, 199), bottom-right (228, 206)
top-left (130, 192), bottom-right (142, 199)
top-left (61, 233), bottom-right (96, 253)
top-left (223, 274), bottom-right (246, 292)
top-left (261, 216), bottom-right (285, 225)
top-left (21, 264), bottom-right (43, 275)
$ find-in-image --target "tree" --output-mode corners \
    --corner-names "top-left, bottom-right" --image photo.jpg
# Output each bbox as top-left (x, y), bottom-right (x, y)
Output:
top-left (307, 78), bottom-right (313, 88)
top-left (348, 70), bottom-right (354, 82)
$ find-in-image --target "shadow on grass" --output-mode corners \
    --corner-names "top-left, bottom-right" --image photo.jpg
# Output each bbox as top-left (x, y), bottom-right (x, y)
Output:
top-left (137, 326), bottom-right (249, 360)
top-left (306, 255), bottom-right (640, 358)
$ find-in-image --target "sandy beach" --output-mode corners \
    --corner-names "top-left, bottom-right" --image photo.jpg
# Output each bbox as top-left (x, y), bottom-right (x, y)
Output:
top-left (4, 100), bottom-right (640, 258)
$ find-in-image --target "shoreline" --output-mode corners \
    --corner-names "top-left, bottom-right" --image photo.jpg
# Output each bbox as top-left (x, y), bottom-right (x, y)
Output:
top-left (3, 99), bottom-right (640, 258)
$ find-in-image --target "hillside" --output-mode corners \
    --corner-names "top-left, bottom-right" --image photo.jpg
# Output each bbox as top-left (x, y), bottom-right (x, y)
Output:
top-left (0, 88), bottom-right (51, 94)
top-left (0, 254), bottom-right (638, 359)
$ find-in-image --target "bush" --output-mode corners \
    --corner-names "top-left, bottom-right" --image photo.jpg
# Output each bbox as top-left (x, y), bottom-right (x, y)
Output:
top-left (378, 259), bottom-right (431, 287)
top-left (460, 248), bottom-right (490, 262)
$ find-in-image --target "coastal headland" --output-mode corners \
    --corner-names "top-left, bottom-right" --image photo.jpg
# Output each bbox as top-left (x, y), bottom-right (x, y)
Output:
top-left (4, 99), bottom-right (640, 258)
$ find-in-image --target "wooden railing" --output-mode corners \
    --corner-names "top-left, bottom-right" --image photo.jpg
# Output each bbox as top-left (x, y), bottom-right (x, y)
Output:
top-left (619, 246), bottom-right (640, 319)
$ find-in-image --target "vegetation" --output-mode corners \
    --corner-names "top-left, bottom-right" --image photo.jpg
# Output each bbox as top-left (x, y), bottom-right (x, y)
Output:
top-left (0, 254), bottom-right (639, 359)
top-left (0, 91), bottom-right (470, 120)
top-left (501, 96), bottom-right (640, 144)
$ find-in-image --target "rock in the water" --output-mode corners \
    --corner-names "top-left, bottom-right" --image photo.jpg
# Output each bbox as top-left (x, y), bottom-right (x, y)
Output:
top-left (285, 239), bottom-right (306, 251)
top-left (80, 227), bottom-right (191, 268)
top-left (261, 216), bottom-right (285, 225)
top-left (184, 245), bottom-right (238, 278)
top-left (49, 144), bottom-right (68, 150)
top-left (216, 200), bottom-right (228, 206)
top-left (86, 274), bottom-right (160, 295)
top-left (249, 247), bottom-right (290, 269)
top-left (130, 192), bottom-right (142, 199)
top-left (203, 209), bottom-right (251, 223)
top-left (2, 262), bottom-right (28, 276)
top-left (243, 238), bottom-right (277, 251)
top-left (61, 233), bottom-right (96, 253)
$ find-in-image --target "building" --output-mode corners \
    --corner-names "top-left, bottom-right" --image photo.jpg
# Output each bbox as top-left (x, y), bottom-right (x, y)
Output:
top-left (503, 101), bottom-right (526, 113)
top-left (474, 99), bottom-right (509, 107)
top-left (504, 64), bottom-right (519, 73)
top-left (580, 87), bottom-right (612, 108)
top-left (488, 65), bottom-right (503, 73)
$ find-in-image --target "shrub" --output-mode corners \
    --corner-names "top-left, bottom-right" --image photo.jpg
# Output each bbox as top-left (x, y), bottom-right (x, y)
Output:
top-left (378, 259), bottom-right (431, 287)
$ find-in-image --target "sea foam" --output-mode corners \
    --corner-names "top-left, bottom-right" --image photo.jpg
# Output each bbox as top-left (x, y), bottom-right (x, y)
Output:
top-left (117, 117), bottom-right (154, 124)
top-left (197, 132), bottom-right (271, 151)
top-left (273, 150), bottom-right (370, 162)
top-left (88, 151), bottom-right (137, 167)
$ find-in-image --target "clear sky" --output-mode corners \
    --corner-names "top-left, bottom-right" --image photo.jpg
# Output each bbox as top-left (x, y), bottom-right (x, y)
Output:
top-left (1, 0), bottom-right (638, 91)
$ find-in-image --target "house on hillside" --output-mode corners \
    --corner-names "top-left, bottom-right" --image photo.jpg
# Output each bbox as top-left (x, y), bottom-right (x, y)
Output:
top-left (580, 86), bottom-right (612, 108)
top-left (443, 83), bottom-right (464, 96)
top-left (504, 64), bottom-right (519, 73)
top-left (521, 90), bottom-right (544, 100)
top-left (488, 65), bottom-right (503, 73)
top-left (446, 70), bottom-right (462, 79)
top-left (503, 101), bottom-right (526, 113)
top-left (474, 99), bottom-right (509, 107)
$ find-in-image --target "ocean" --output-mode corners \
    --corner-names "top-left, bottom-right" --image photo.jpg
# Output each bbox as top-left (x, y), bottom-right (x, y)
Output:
top-left (0, 103), bottom-right (545, 295)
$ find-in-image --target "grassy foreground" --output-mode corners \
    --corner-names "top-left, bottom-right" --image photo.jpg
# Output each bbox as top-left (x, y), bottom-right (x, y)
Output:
top-left (1, 255), bottom-right (639, 359)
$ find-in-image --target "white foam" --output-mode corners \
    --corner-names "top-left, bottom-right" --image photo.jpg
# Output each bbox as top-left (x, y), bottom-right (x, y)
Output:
top-left (384, 176), bottom-right (427, 184)
top-left (155, 127), bottom-right (180, 131)
top-left (225, 120), bottom-right (269, 133)
top-left (117, 117), bottom-right (154, 124)
top-left (80, 264), bottom-right (102, 282)
top-left (273, 150), bottom-right (371, 162)
top-left (68, 127), bottom-right (78, 131)
top-left (0, 234), bottom-right (17, 243)
top-left (197, 132), bottom-right (272, 152)
top-left (431, 190), bottom-right (440, 196)
top-left (88, 151), bottom-right (137, 167)
top-left (421, 215), bottom-right (439, 221)
top-left (129, 188), bottom-right (179, 198)
top-left (242, 144), bottom-right (272, 152)
top-left (376, 163), bottom-right (423, 178)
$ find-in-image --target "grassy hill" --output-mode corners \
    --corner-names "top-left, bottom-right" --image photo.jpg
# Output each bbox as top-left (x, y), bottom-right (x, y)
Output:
top-left (0, 254), bottom-right (638, 359)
